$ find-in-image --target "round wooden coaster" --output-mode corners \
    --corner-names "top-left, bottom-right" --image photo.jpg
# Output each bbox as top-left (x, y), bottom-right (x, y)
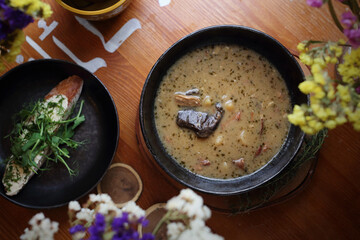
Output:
top-left (97, 163), bottom-right (143, 207)
top-left (140, 203), bottom-right (167, 239)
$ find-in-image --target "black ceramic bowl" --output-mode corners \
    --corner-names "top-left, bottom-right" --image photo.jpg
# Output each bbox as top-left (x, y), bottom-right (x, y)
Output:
top-left (0, 59), bottom-right (119, 208)
top-left (139, 26), bottom-right (306, 199)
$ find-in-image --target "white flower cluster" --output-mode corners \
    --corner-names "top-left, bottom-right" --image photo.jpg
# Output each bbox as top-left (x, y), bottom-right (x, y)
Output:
top-left (122, 201), bottom-right (146, 221)
top-left (165, 189), bottom-right (223, 240)
top-left (166, 188), bottom-right (211, 220)
top-left (20, 213), bottom-right (59, 240)
top-left (168, 219), bottom-right (223, 240)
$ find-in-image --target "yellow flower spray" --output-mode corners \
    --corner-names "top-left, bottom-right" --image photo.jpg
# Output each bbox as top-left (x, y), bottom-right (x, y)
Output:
top-left (288, 41), bottom-right (360, 134)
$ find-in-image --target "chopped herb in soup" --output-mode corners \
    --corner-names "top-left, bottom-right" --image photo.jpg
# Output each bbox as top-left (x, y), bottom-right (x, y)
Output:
top-left (154, 44), bottom-right (291, 179)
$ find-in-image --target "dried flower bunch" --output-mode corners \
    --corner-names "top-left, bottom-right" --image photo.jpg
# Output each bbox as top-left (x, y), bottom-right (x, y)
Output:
top-left (287, 0), bottom-right (360, 134)
top-left (0, 0), bottom-right (52, 71)
top-left (20, 189), bottom-right (224, 240)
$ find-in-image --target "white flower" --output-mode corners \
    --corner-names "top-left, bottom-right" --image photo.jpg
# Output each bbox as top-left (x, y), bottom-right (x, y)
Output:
top-left (69, 201), bottom-right (81, 211)
top-left (72, 231), bottom-right (86, 240)
top-left (166, 188), bottom-right (211, 220)
top-left (89, 193), bottom-right (112, 204)
top-left (75, 208), bottom-right (94, 222)
top-left (20, 213), bottom-right (59, 240)
top-left (122, 201), bottom-right (145, 221)
top-left (167, 222), bottom-right (186, 240)
top-left (176, 219), bottom-right (223, 240)
top-left (98, 202), bottom-right (122, 216)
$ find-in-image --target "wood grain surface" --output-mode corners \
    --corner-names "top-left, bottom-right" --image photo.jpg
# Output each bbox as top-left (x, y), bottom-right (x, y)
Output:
top-left (0, 0), bottom-right (359, 239)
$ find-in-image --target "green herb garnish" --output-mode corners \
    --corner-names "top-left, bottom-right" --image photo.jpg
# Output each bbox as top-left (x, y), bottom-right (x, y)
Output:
top-left (5, 96), bottom-right (85, 176)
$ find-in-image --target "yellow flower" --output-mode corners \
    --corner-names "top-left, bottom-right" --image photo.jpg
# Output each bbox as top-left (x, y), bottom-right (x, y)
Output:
top-left (313, 73), bottom-right (325, 85)
top-left (354, 122), bottom-right (360, 131)
top-left (299, 53), bottom-right (313, 65)
top-left (324, 120), bottom-right (337, 129)
top-left (311, 63), bottom-right (322, 74)
top-left (308, 119), bottom-right (324, 131)
top-left (299, 81), bottom-right (317, 94)
top-left (288, 105), bottom-right (306, 126)
top-left (301, 125), bottom-right (316, 135)
top-left (335, 116), bottom-right (347, 125)
top-left (337, 48), bottom-right (360, 84)
top-left (41, 3), bottom-right (53, 19)
top-left (325, 107), bottom-right (336, 117)
top-left (327, 84), bottom-right (335, 100)
top-left (338, 39), bottom-right (346, 45)
top-left (313, 86), bottom-right (325, 99)
top-left (313, 57), bottom-right (326, 68)
top-left (3, 30), bottom-right (25, 62)
top-left (10, 0), bottom-right (52, 19)
top-left (297, 42), bottom-right (307, 52)
top-left (337, 85), bottom-right (351, 102)
top-left (347, 110), bottom-right (360, 122)
top-left (329, 44), bottom-right (343, 57)
top-left (312, 104), bottom-right (328, 121)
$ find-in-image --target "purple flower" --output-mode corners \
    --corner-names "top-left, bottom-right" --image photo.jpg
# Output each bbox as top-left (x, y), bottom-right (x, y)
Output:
top-left (112, 212), bottom-right (129, 230)
top-left (344, 28), bottom-right (360, 48)
top-left (0, 22), bottom-right (10, 40)
top-left (69, 224), bottom-right (86, 235)
top-left (0, 0), bottom-right (34, 40)
top-left (307, 0), bottom-right (323, 8)
top-left (111, 212), bottom-right (154, 240)
top-left (88, 213), bottom-right (106, 239)
top-left (4, 7), bottom-right (34, 30)
top-left (356, 86), bottom-right (360, 94)
top-left (141, 233), bottom-right (155, 240)
top-left (341, 11), bottom-right (357, 28)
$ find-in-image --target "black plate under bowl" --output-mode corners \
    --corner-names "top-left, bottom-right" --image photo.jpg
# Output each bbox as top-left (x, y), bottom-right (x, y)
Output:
top-left (140, 25), bottom-right (307, 196)
top-left (0, 59), bottom-right (119, 208)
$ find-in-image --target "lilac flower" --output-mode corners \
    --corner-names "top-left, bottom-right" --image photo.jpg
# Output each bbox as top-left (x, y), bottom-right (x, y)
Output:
top-left (112, 212), bottom-right (129, 231)
top-left (0, 0), bottom-right (34, 40)
top-left (341, 11), bottom-right (360, 48)
top-left (344, 28), bottom-right (360, 48)
top-left (341, 11), bottom-right (358, 28)
top-left (138, 217), bottom-right (149, 227)
top-left (88, 213), bottom-right (106, 239)
top-left (69, 224), bottom-right (86, 235)
top-left (356, 86), bottom-right (360, 94)
top-left (141, 233), bottom-right (155, 240)
top-left (307, 0), bottom-right (323, 8)
top-left (112, 212), bottom-right (155, 240)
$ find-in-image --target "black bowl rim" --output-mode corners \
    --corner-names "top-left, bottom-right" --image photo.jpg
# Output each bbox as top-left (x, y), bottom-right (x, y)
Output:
top-left (0, 59), bottom-right (120, 208)
top-left (140, 25), bottom-right (305, 196)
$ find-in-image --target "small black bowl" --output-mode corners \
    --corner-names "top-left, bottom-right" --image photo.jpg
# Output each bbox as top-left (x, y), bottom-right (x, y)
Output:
top-left (139, 25), bottom-right (306, 208)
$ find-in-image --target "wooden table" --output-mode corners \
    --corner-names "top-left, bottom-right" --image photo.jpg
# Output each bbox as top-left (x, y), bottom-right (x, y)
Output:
top-left (1, 0), bottom-right (359, 239)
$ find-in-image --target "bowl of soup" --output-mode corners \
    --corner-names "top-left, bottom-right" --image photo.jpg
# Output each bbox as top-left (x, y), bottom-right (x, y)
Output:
top-left (138, 25), bottom-right (307, 210)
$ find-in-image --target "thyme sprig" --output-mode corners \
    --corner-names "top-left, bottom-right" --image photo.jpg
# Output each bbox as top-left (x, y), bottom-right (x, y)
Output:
top-left (5, 97), bottom-right (85, 175)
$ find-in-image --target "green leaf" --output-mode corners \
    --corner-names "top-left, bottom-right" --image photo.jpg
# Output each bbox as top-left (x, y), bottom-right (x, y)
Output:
top-left (72, 115), bottom-right (85, 130)
top-left (21, 133), bottom-right (42, 151)
top-left (4, 98), bottom-right (85, 176)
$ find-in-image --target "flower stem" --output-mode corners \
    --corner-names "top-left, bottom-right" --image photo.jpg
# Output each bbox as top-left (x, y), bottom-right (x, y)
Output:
top-left (327, 0), bottom-right (344, 32)
top-left (348, 0), bottom-right (360, 19)
top-left (152, 211), bottom-right (171, 236)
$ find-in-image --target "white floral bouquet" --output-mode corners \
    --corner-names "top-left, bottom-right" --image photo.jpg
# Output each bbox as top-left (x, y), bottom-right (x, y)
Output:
top-left (20, 189), bottom-right (224, 240)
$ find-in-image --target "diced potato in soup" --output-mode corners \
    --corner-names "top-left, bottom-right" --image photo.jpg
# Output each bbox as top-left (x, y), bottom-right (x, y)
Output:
top-left (154, 44), bottom-right (291, 179)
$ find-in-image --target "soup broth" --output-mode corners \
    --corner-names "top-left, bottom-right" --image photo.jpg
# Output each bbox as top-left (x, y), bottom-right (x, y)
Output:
top-left (154, 44), bottom-right (291, 179)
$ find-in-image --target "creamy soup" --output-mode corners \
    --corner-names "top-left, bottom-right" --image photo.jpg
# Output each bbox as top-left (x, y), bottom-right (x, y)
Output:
top-left (154, 44), bottom-right (291, 179)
